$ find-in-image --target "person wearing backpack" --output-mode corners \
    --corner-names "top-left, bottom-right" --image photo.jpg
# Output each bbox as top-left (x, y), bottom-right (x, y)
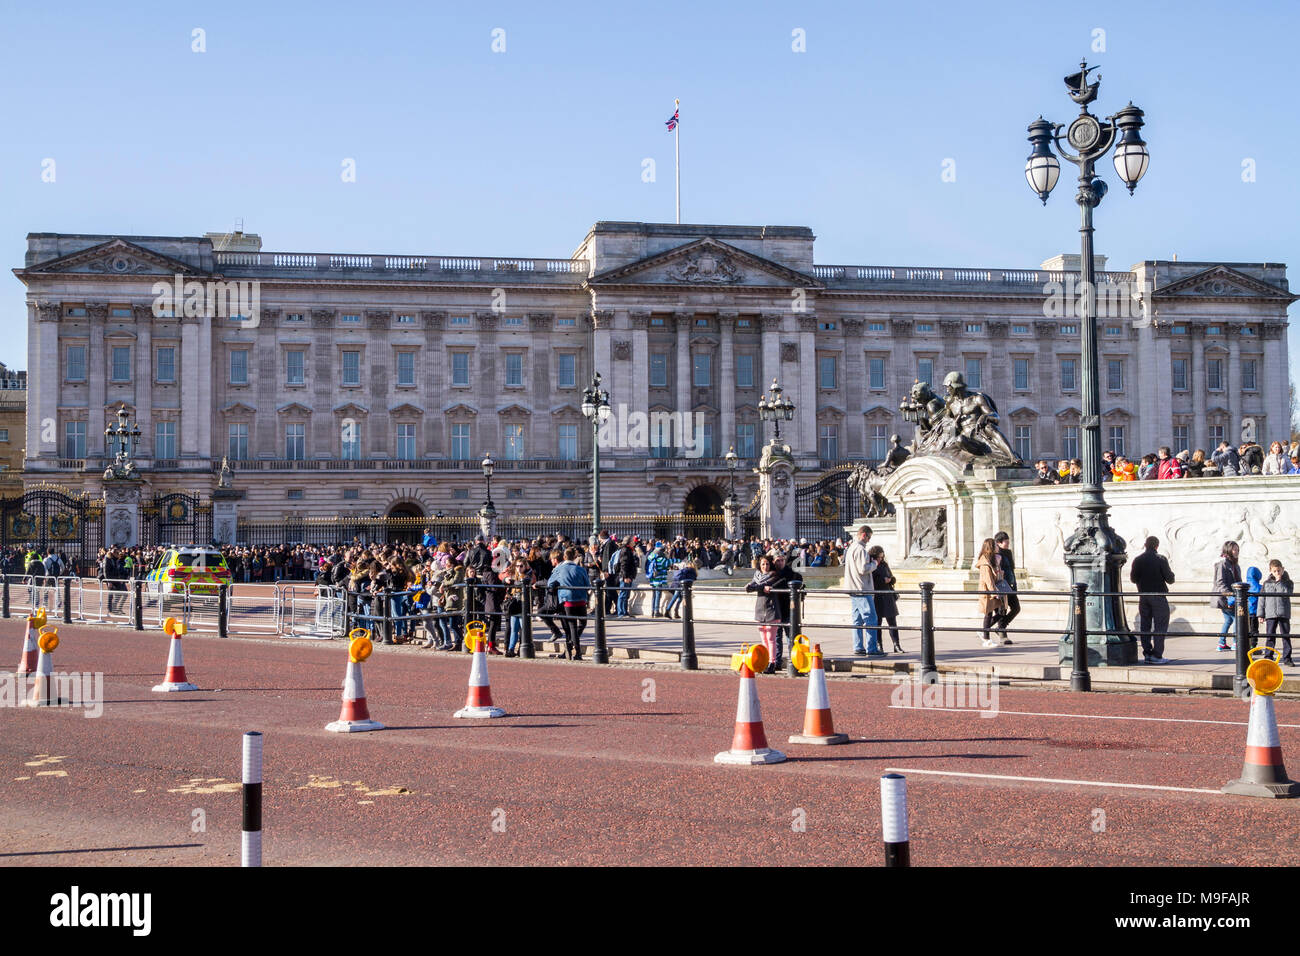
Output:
top-left (645, 543), bottom-right (672, 617)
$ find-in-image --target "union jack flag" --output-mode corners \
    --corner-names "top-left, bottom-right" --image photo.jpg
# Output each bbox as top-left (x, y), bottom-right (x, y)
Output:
top-left (665, 108), bottom-right (679, 131)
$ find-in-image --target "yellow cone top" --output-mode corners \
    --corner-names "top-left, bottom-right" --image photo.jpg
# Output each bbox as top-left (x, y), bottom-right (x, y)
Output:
top-left (29, 609), bottom-right (46, 628)
top-left (1246, 647), bottom-right (1285, 696)
top-left (731, 643), bottom-right (769, 674)
top-left (349, 635), bottom-right (373, 663)
top-left (37, 627), bottom-right (59, 653)
top-left (791, 634), bottom-right (812, 674)
top-left (164, 616), bottom-right (178, 636)
top-left (348, 627), bottom-right (372, 642)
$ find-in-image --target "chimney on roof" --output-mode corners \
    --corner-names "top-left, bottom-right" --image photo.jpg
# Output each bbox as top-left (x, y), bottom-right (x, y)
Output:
top-left (205, 228), bottom-right (262, 252)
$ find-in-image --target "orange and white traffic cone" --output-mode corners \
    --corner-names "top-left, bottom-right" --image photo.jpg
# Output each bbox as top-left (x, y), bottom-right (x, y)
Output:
top-left (16, 610), bottom-right (45, 677)
top-left (789, 644), bottom-right (849, 745)
top-left (326, 630), bottom-right (384, 733)
top-left (21, 626), bottom-right (69, 708)
top-left (152, 617), bottom-right (198, 692)
top-left (1224, 652), bottom-right (1299, 798)
top-left (715, 645), bottom-right (786, 765)
top-left (454, 630), bottom-right (505, 718)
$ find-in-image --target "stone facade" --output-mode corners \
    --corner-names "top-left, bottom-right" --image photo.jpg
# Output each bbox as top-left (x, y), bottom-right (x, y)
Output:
top-left (13, 222), bottom-right (1294, 520)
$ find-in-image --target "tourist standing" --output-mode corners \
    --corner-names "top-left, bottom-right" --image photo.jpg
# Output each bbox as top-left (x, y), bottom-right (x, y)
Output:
top-left (843, 521), bottom-right (879, 656)
top-left (1129, 536), bottom-right (1175, 663)
top-left (994, 531), bottom-right (1020, 642)
top-left (976, 538), bottom-right (1008, 648)
top-left (546, 547), bottom-right (590, 661)
top-left (1213, 541), bottom-right (1243, 651)
top-left (1259, 560), bottom-right (1293, 665)
top-left (746, 554), bottom-right (783, 673)
top-left (867, 545), bottom-right (901, 653)
top-left (646, 543), bottom-right (671, 617)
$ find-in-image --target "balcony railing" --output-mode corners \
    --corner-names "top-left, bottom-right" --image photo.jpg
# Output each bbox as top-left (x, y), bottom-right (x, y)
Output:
top-left (214, 251), bottom-right (590, 277)
top-left (811, 264), bottom-right (1136, 287)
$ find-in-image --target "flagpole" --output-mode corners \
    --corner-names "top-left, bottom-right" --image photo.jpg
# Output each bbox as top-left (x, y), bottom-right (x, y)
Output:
top-left (674, 98), bottom-right (681, 224)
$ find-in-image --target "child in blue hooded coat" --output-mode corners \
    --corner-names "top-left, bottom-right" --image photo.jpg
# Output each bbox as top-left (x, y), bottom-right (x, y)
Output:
top-left (1247, 566), bottom-right (1263, 649)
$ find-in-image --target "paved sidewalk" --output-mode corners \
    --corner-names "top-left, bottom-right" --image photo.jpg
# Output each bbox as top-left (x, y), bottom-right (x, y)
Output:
top-left (565, 614), bottom-right (1286, 693)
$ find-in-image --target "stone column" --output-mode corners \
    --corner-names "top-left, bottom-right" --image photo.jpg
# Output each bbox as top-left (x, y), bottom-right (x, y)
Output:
top-left (757, 444), bottom-right (797, 541)
top-left (132, 306), bottom-right (154, 464)
top-left (797, 315), bottom-right (817, 460)
top-left (180, 317), bottom-right (200, 457)
top-left (1190, 327), bottom-right (1206, 448)
top-left (87, 303), bottom-right (108, 460)
top-left (1227, 335), bottom-right (1242, 443)
top-left (104, 479), bottom-right (144, 548)
top-left (422, 311), bottom-right (446, 456)
top-left (32, 302), bottom-right (61, 459)
top-left (719, 313), bottom-right (736, 455)
top-left (630, 312), bottom-right (650, 458)
top-left (675, 312), bottom-right (691, 446)
top-left (759, 312), bottom-right (782, 403)
top-left (1263, 322), bottom-right (1289, 438)
top-left (1032, 320), bottom-right (1057, 452)
top-left (843, 318), bottom-right (865, 456)
top-left (212, 487), bottom-right (244, 545)
top-left (197, 314), bottom-right (213, 463)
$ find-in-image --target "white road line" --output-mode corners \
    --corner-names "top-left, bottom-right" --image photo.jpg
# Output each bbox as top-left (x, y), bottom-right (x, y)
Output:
top-left (883, 767), bottom-right (1224, 795)
top-left (888, 704), bottom-right (1300, 729)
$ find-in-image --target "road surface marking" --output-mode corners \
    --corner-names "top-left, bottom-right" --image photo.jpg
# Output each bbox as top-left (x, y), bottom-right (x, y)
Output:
top-left (884, 766), bottom-right (1223, 794)
top-left (889, 704), bottom-right (1300, 728)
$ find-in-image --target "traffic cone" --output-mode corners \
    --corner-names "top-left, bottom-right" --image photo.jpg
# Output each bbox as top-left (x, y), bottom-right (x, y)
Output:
top-left (326, 631), bottom-right (384, 733)
top-left (16, 611), bottom-right (44, 677)
top-left (21, 626), bottom-right (69, 708)
top-left (152, 618), bottom-right (198, 693)
top-left (1223, 688), bottom-right (1300, 798)
top-left (454, 631), bottom-right (505, 718)
top-left (715, 657), bottom-right (786, 765)
top-left (789, 645), bottom-right (849, 745)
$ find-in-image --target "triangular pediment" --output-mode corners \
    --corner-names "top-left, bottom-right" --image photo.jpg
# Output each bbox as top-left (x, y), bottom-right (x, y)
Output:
top-left (1153, 265), bottom-right (1296, 302)
top-left (221, 402), bottom-right (257, 416)
top-left (333, 402), bottom-right (369, 416)
top-left (443, 403), bottom-right (478, 417)
top-left (276, 402), bottom-right (312, 417)
top-left (389, 402), bottom-right (424, 416)
top-left (496, 403), bottom-right (532, 417)
top-left (17, 238), bottom-right (210, 279)
top-left (587, 237), bottom-right (821, 289)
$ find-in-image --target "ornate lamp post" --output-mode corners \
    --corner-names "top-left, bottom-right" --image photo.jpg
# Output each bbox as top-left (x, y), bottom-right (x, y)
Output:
top-left (723, 445), bottom-right (740, 539)
top-left (102, 404), bottom-right (142, 479)
top-left (757, 379), bottom-right (795, 446)
top-left (479, 453), bottom-right (496, 536)
top-left (581, 372), bottom-right (611, 541)
top-left (1025, 61), bottom-right (1149, 672)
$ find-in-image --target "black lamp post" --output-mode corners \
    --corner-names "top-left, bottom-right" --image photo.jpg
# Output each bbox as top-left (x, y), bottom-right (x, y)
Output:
top-left (724, 444), bottom-right (740, 539)
top-left (1026, 61), bottom-right (1148, 670)
top-left (480, 453), bottom-right (496, 522)
top-left (581, 372), bottom-right (611, 541)
top-left (757, 378), bottom-right (795, 445)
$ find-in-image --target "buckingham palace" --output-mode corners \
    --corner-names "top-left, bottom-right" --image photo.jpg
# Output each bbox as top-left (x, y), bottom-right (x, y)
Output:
top-left (13, 220), bottom-right (1294, 522)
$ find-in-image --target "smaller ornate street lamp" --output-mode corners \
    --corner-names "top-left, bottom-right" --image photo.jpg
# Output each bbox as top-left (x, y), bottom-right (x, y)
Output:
top-left (757, 378), bottom-right (795, 445)
top-left (724, 445), bottom-right (739, 502)
top-left (480, 453), bottom-right (496, 520)
top-left (102, 403), bottom-right (142, 479)
top-left (581, 372), bottom-right (612, 541)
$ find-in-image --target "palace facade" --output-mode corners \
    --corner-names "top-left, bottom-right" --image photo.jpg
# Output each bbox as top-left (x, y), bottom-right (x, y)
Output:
top-left (14, 221), bottom-right (1294, 521)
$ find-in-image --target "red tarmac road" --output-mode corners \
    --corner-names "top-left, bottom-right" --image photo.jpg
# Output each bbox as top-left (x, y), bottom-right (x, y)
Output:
top-left (2, 622), bottom-right (1299, 866)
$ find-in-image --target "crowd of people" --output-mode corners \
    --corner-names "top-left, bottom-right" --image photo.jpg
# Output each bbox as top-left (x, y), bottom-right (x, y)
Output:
top-left (1032, 439), bottom-right (1300, 484)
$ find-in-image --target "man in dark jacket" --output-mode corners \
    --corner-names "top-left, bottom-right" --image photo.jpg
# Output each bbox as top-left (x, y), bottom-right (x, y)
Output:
top-left (1213, 541), bottom-right (1242, 650)
top-left (1130, 536), bottom-right (1175, 663)
top-left (463, 535), bottom-right (501, 642)
top-left (773, 552), bottom-right (803, 671)
top-left (613, 539), bottom-right (639, 617)
top-left (994, 532), bottom-right (1020, 641)
top-left (597, 531), bottom-right (618, 613)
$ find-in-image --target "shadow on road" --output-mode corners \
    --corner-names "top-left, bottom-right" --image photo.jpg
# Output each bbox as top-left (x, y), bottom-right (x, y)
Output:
top-left (0, 843), bottom-right (204, 858)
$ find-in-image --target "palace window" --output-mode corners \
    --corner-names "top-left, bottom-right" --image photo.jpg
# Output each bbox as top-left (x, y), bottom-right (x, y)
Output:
top-left (230, 350), bottom-right (249, 385)
top-left (397, 314), bottom-right (415, 325)
top-left (819, 356), bottom-right (837, 389)
top-left (1012, 324), bottom-right (1029, 335)
top-left (964, 357), bottom-right (982, 389)
top-left (650, 353), bottom-right (668, 388)
top-left (557, 353), bottom-right (576, 388)
top-left (155, 421), bottom-right (176, 459)
top-left (1171, 358), bottom-right (1188, 391)
top-left (228, 424), bottom-right (248, 460)
top-left (693, 353), bottom-right (712, 387)
top-left (1013, 358), bottom-right (1030, 391)
top-left (965, 323), bottom-right (982, 334)
top-left (1107, 426), bottom-right (1125, 457)
top-left (1060, 358), bottom-right (1078, 391)
top-left (917, 358), bottom-right (934, 384)
top-left (451, 352), bottom-right (470, 387)
top-left (65, 421), bottom-right (86, 459)
top-left (285, 424), bottom-right (305, 460)
top-left (869, 424), bottom-right (887, 461)
top-left (1062, 426), bottom-right (1079, 461)
top-left (111, 346), bottom-right (132, 382)
top-left (286, 350), bottom-right (305, 385)
top-left (341, 421), bottom-right (361, 460)
top-left (503, 316), bottom-right (524, 328)
top-left (451, 424), bottom-right (471, 460)
top-left (1060, 324), bottom-right (1079, 335)
top-left (343, 488), bottom-right (360, 500)
top-left (1242, 359), bottom-right (1257, 391)
top-left (1209, 424), bottom-right (1225, 448)
top-left (505, 353), bottom-right (523, 387)
top-left (1207, 358), bottom-right (1223, 390)
top-left (66, 346), bottom-right (87, 383)
top-left (503, 424), bottom-right (525, 460)
top-left (396, 424), bottom-right (416, 460)
top-left (736, 354), bottom-right (755, 389)
top-left (557, 317), bottom-right (576, 327)
top-left (1107, 359), bottom-right (1124, 392)
top-left (450, 316), bottom-right (471, 327)
top-left (156, 347), bottom-right (176, 384)
top-left (819, 321), bottom-right (837, 331)
top-left (819, 425), bottom-right (839, 460)
top-left (559, 488), bottom-right (576, 499)
top-left (1105, 326), bottom-right (1122, 336)
top-left (1172, 425), bottom-right (1189, 452)
top-left (396, 351), bottom-right (415, 387)
top-left (1206, 326), bottom-right (1221, 336)
top-left (453, 488), bottom-right (469, 499)
top-left (287, 489), bottom-right (304, 500)
top-left (1014, 425), bottom-right (1032, 462)
top-left (916, 323), bottom-right (934, 332)
top-left (868, 321), bottom-right (887, 332)
top-left (558, 424), bottom-right (578, 460)
top-left (736, 424), bottom-right (756, 459)
top-left (868, 357), bottom-right (885, 390)
top-left (342, 351), bottom-right (361, 387)
top-left (341, 314), bottom-right (360, 324)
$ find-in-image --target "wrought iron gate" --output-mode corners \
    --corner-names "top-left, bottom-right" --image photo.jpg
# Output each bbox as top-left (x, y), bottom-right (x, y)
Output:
top-left (141, 493), bottom-right (212, 547)
top-left (0, 486), bottom-right (103, 564)
top-left (794, 466), bottom-right (859, 542)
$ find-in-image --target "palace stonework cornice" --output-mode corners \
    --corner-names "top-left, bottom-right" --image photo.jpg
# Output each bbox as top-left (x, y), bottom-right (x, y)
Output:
top-left (35, 301), bottom-right (61, 322)
top-left (420, 310), bottom-right (446, 330)
top-left (365, 309), bottom-right (392, 330)
top-left (311, 308), bottom-right (335, 328)
top-left (758, 312), bottom-right (783, 331)
top-left (1033, 320), bottom-right (1056, 338)
top-left (628, 311), bottom-right (650, 330)
top-left (797, 314), bottom-right (818, 333)
top-left (476, 312), bottom-right (498, 331)
top-left (986, 320), bottom-right (1009, 339)
top-left (528, 312), bottom-right (553, 330)
top-left (842, 317), bottom-right (864, 334)
top-left (938, 319), bottom-right (963, 335)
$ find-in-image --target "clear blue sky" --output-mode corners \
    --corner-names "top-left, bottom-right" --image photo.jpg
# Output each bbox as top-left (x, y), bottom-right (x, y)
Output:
top-left (1, 0), bottom-right (1296, 404)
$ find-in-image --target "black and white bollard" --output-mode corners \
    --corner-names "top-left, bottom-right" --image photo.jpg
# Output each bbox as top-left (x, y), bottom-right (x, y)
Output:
top-left (242, 731), bottom-right (263, 867)
top-left (880, 773), bottom-right (910, 867)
